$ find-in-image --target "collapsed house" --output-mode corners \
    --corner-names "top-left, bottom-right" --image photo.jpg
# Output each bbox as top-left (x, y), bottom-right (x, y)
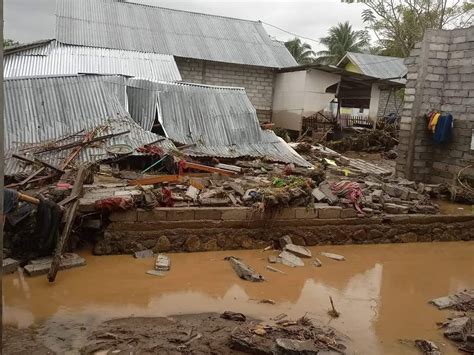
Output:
top-left (52, 0), bottom-right (296, 122)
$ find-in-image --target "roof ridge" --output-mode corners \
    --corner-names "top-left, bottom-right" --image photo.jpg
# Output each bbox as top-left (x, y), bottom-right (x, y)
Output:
top-left (102, 0), bottom-right (261, 24)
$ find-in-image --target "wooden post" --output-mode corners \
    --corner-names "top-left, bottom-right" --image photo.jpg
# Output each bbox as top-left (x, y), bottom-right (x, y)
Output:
top-left (47, 164), bottom-right (90, 282)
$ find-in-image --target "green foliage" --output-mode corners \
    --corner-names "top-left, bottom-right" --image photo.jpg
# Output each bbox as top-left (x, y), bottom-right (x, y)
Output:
top-left (342, 0), bottom-right (474, 57)
top-left (315, 22), bottom-right (370, 65)
top-left (4, 39), bottom-right (19, 48)
top-left (284, 38), bottom-right (316, 65)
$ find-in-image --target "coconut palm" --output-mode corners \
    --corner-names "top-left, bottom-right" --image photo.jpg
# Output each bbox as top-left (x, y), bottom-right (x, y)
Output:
top-left (284, 38), bottom-right (316, 65)
top-left (316, 22), bottom-right (369, 65)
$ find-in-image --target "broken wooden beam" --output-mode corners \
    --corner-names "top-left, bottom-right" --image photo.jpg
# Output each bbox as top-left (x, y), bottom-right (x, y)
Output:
top-left (183, 161), bottom-right (237, 176)
top-left (128, 174), bottom-right (182, 186)
top-left (48, 164), bottom-right (90, 282)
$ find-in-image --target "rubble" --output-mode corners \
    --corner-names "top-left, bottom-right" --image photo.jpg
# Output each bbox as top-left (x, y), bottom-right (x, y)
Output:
top-left (443, 316), bottom-right (471, 342)
top-left (220, 311), bottom-right (246, 322)
top-left (3, 258), bottom-right (20, 274)
top-left (23, 253), bottom-right (86, 277)
top-left (312, 258), bottom-right (322, 267)
top-left (414, 339), bottom-right (441, 355)
top-left (320, 252), bottom-right (345, 261)
top-left (266, 265), bottom-right (286, 274)
top-left (430, 289), bottom-right (474, 310)
top-left (134, 250), bottom-right (153, 259)
top-left (229, 316), bottom-right (349, 354)
top-left (278, 251), bottom-right (305, 267)
top-left (155, 254), bottom-right (171, 271)
top-left (283, 244), bottom-right (312, 258)
top-left (226, 256), bottom-right (265, 282)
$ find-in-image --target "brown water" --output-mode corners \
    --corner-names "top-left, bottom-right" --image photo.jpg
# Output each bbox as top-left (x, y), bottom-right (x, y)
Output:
top-left (4, 242), bottom-right (474, 354)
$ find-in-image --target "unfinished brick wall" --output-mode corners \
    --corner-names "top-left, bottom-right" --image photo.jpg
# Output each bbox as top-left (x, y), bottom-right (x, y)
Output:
top-left (175, 57), bottom-right (275, 122)
top-left (396, 27), bottom-right (474, 183)
top-left (377, 87), bottom-right (404, 118)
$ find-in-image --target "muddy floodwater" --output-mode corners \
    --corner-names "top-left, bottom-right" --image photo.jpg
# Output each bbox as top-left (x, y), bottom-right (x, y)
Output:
top-left (4, 241), bottom-right (474, 354)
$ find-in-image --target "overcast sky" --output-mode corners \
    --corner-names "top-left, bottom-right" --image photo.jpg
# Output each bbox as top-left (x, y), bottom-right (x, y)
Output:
top-left (4, 0), bottom-right (367, 52)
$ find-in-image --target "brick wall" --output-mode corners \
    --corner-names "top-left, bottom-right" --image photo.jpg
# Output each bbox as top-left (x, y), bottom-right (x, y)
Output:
top-left (396, 27), bottom-right (474, 183)
top-left (175, 57), bottom-right (275, 122)
top-left (377, 87), bottom-right (404, 118)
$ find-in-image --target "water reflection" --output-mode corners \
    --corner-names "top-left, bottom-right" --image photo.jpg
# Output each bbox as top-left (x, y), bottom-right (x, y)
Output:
top-left (3, 242), bottom-right (474, 354)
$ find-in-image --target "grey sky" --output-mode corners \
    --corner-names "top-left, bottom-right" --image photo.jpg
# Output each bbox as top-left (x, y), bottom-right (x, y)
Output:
top-left (4, 0), bottom-right (367, 52)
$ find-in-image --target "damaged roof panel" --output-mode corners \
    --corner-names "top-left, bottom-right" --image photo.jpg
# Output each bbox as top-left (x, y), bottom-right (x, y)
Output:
top-left (4, 40), bottom-right (182, 82)
top-left (4, 74), bottom-right (174, 176)
top-left (127, 79), bottom-right (311, 167)
top-left (55, 0), bottom-right (297, 68)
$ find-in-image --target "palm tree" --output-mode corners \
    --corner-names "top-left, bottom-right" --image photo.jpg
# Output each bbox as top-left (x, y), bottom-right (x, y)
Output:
top-left (284, 38), bottom-right (316, 65)
top-left (316, 22), bottom-right (369, 65)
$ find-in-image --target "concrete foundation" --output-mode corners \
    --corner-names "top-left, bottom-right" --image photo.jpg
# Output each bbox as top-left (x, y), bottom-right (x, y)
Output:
top-left (93, 207), bottom-right (474, 255)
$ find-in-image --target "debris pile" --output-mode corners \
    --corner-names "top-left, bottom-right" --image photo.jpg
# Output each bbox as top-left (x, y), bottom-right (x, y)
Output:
top-left (428, 289), bottom-right (474, 353)
top-left (324, 127), bottom-right (399, 153)
top-left (230, 313), bottom-right (350, 354)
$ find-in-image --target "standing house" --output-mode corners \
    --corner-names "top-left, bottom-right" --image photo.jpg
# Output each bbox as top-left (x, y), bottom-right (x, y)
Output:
top-left (337, 52), bottom-right (407, 120)
top-left (52, 0), bottom-right (297, 122)
top-left (272, 60), bottom-right (406, 134)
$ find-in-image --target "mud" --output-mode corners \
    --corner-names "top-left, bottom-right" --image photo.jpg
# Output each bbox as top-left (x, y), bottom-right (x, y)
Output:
top-left (4, 242), bottom-right (474, 354)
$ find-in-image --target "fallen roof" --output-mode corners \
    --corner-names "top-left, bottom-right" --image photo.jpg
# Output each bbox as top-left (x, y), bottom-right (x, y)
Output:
top-left (337, 52), bottom-right (407, 84)
top-left (4, 74), bottom-right (174, 175)
top-left (55, 0), bottom-right (297, 68)
top-left (4, 40), bottom-right (181, 82)
top-left (126, 79), bottom-right (312, 167)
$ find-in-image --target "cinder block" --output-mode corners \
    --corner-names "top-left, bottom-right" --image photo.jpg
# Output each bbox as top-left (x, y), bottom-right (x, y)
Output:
top-left (295, 207), bottom-right (318, 219)
top-left (137, 208), bottom-right (167, 222)
top-left (166, 208), bottom-right (195, 221)
top-left (341, 209), bottom-right (357, 218)
top-left (109, 210), bottom-right (138, 222)
top-left (317, 206), bottom-right (342, 219)
top-left (194, 208), bottom-right (223, 220)
top-left (221, 207), bottom-right (250, 221)
top-left (273, 208), bottom-right (296, 220)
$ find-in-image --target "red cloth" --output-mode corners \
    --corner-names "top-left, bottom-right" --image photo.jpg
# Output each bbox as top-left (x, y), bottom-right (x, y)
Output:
top-left (95, 197), bottom-right (133, 212)
top-left (161, 187), bottom-right (174, 207)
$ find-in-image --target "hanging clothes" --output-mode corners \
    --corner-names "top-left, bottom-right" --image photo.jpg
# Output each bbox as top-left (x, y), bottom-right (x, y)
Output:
top-left (433, 113), bottom-right (453, 144)
top-left (428, 112), bottom-right (441, 133)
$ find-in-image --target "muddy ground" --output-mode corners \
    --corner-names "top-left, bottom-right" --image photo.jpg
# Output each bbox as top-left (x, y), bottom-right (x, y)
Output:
top-left (3, 312), bottom-right (349, 354)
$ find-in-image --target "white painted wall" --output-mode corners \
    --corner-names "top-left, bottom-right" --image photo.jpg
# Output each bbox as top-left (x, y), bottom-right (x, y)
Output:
top-left (272, 69), bottom-right (339, 132)
top-left (368, 83), bottom-right (381, 122)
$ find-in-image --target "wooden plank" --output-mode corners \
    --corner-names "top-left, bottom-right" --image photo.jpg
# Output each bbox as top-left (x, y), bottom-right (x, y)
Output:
top-left (48, 164), bottom-right (90, 282)
top-left (58, 193), bottom-right (79, 207)
top-left (184, 162), bottom-right (237, 176)
top-left (128, 175), bottom-right (182, 186)
top-left (34, 157), bottom-right (65, 174)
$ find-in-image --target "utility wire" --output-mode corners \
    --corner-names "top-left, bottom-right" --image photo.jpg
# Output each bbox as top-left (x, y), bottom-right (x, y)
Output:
top-left (260, 20), bottom-right (404, 68)
top-left (259, 20), bottom-right (321, 44)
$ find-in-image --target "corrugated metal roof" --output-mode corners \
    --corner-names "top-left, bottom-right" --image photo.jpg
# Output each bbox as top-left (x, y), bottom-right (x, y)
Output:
top-left (338, 52), bottom-right (407, 84)
top-left (4, 40), bottom-right (181, 81)
top-left (55, 0), bottom-right (297, 68)
top-left (4, 74), bottom-right (174, 175)
top-left (126, 79), bottom-right (311, 167)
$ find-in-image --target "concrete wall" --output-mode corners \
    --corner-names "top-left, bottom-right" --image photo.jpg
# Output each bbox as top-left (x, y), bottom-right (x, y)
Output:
top-left (175, 57), bottom-right (275, 122)
top-left (272, 69), bottom-right (338, 132)
top-left (369, 84), bottom-right (381, 121)
top-left (396, 27), bottom-right (474, 183)
top-left (377, 87), bottom-right (404, 118)
top-left (94, 207), bottom-right (474, 254)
